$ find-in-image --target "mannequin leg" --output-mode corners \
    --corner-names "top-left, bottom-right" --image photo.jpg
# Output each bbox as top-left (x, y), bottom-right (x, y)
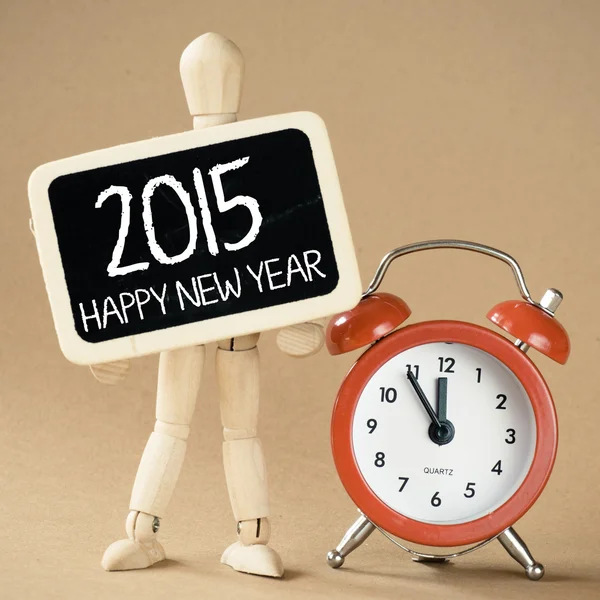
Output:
top-left (102, 345), bottom-right (205, 571)
top-left (216, 334), bottom-right (283, 578)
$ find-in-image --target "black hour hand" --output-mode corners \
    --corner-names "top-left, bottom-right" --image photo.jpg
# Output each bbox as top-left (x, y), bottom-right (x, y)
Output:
top-left (431, 376), bottom-right (454, 446)
top-left (437, 377), bottom-right (448, 422)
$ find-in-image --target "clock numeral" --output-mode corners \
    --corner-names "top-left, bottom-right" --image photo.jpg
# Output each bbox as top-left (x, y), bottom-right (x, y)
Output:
top-left (464, 482), bottom-right (476, 498)
top-left (476, 367), bottom-right (482, 383)
top-left (492, 460), bottom-right (503, 475)
top-left (505, 428), bottom-right (516, 444)
top-left (496, 394), bottom-right (507, 410)
top-left (405, 364), bottom-right (420, 380)
top-left (374, 452), bottom-right (385, 467)
top-left (437, 357), bottom-right (455, 373)
top-left (398, 477), bottom-right (409, 492)
top-left (379, 387), bottom-right (398, 403)
top-left (367, 419), bottom-right (378, 434)
top-left (431, 491), bottom-right (442, 507)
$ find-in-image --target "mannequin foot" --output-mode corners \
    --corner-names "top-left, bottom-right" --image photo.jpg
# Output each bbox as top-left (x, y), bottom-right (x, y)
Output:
top-left (102, 538), bottom-right (166, 571)
top-left (221, 541), bottom-right (284, 578)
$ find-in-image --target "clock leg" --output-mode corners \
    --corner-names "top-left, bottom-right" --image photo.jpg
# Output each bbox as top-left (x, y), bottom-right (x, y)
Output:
top-left (497, 527), bottom-right (545, 581)
top-left (412, 555), bottom-right (448, 564)
top-left (326, 513), bottom-right (376, 568)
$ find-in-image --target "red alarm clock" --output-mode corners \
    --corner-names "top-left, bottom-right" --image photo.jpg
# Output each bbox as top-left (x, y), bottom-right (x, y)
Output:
top-left (325, 241), bottom-right (569, 581)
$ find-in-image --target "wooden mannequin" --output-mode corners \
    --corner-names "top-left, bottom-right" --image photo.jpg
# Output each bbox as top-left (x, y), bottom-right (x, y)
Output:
top-left (100, 33), bottom-right (326, 578)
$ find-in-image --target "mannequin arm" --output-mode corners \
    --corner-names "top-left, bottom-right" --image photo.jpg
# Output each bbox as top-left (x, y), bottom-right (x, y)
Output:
top-left (276, 318), bottom-right (327, 358)
top-left (89, 360), bottom-right (131, 384)
top-left (31, 216), bottom-right (132, 384)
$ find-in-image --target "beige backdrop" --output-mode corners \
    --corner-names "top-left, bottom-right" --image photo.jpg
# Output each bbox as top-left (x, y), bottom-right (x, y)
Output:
top-left (1, 1), bottom-right (599, 598)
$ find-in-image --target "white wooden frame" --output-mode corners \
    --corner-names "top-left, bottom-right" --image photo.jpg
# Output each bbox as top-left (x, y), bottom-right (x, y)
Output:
top-left (29, 111), bottom-right (361, 365)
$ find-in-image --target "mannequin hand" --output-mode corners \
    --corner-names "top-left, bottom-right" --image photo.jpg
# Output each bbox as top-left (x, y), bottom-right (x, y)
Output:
top-left (31, 217), bottom-right (131, 385)
top-left (276, 318), bottom-right (327, 358)
top-left (89, 359), bottom-right (131, 385)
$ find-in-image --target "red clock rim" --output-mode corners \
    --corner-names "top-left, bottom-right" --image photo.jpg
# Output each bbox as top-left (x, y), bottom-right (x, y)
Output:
top-left (331, 320), bottom-right (558, 547)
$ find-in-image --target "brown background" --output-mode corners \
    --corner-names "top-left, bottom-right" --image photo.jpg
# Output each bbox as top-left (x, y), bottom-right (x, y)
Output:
top-left (1, 1), bottom-right (599, 598)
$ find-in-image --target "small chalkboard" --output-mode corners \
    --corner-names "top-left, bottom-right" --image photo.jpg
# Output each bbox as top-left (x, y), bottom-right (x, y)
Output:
top-left (29, 112), bottom-right (361, 364)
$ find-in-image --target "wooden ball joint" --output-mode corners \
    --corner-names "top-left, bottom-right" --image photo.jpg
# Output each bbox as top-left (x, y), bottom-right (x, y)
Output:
top-left (324, 241), bottom-right (569, 581)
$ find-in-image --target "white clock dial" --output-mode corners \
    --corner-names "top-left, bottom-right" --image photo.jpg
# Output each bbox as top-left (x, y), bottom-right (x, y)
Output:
top-left (352, 342), bottom-right (536, 525)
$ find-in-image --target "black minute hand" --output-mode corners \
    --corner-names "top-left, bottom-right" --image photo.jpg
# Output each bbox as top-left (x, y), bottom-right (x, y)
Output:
top-left (407, 370), bottom-right (442, 428)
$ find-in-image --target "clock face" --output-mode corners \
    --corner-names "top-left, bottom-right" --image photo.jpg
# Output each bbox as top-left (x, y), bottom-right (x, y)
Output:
top-left (351, 341), bottom-right (537, 525)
